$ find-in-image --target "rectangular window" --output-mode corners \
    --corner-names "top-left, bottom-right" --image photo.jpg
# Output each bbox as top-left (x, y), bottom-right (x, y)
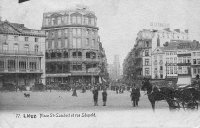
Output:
top-left (174, 66), bottom-right (177, 74)
top-left (57, 40), bottom-right (61, 49)
top-left (8, 60), bottom-right (15, 70)
top-left (19, 61), bottom-right (26, 70)
top-left (77, 38), bottom-right (81, 48)
top-left (84, 17), bottom-right (89, 25)
top-left (48, 41), bottom-right (52, 49)
top-left (0, 60), bottom-right (4, 69)
top-left (52, 40), bottom-right (54, 49)
top-left (73, 38), bottom-right (77, 48)
top-left (197, 59), bottom-right (200, 64)
top-left (174, 57), bottom-right (177, 63)
top-left (167, 67), bottom-right (170, 74)
top-left (170, 57), bottom-right (173, 63)
top-left (73, 64), bottom-right (82, 71)
top-left (194, 68), bottom-right (197, 74)
top-left (25, 37), bottom-right (29, 41)
top-left (35, 38), bottom-right (38, 42)
top-left (145, 68), bottom-right (149, 76)
top-left (77, 16), bottom-right (81, 24)
top-left (72, 16), bottom-right (76, 24)
top-left (29, 62), bottom-right (37, 71)
top-left (65, 38), bottom-right (68, 48)
top-left (178, 58), bottom-right (182, 63)
top-left (92, 39), bottom-right (95, 47)
top-left (183, 57), bottom-right (186, 63)
top-left (166, 58), bottom-right (169, 63)
top-left (86, 29), bottom-right (90, 35)
top-left (64, 16), bottom-right (68, 24)
top-left (73, 29), bottom-right (77, 35)
top-left (52, 18), bottom-right (56, 25)
top-left (86, 38), bottom-right (89, 46)
top-left (198, 68), bottom-right (200, 74)
top-left (145, 59), bottom-right (149, 65)
top-left (65, 29), bottom-right (68, 37)
top-left (194, 59), bottom-right (197, 64)
top-left (145, 50), bottom-right (149, 56)
top-left (57, 17), bottom-right (61, 25)
top-left (91, 18), bottom-right (95, 25)
top-left (170, 66), bottom-right (173, 74)
top-left (58, 30), bottom-right (61, 37)
top-left (51, 31), bottom-right (55, 38)
top-left (77, 29), bottom-right (81, 36)
top-left (3, 44), bottom-right (8, 51)
top-left (160, 66), bottom-right (163, 70)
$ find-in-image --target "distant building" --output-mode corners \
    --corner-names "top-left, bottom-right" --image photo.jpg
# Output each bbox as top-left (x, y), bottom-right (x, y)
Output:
top-left (0, 19), bottom-right (46, 87)
top-left (134, 28), bottom-right (190, 79)
top-left (108, 55), bottom-right (121, 81)
top-left (42, 6), bottom-right (107, 85)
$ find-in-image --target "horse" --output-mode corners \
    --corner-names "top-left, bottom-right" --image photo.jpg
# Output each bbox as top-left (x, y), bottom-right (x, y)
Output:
top-left (141, 79), bottom-right (179, 111)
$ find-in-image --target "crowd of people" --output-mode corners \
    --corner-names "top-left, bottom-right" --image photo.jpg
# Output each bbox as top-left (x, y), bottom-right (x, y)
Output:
top-left (70, 81), bottom-right (141, 107)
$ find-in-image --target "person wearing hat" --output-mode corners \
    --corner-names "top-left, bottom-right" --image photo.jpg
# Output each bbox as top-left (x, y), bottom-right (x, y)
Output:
top-left (92, 86), bottom-right (99, 106)
top-left (102, 88), bottom-right (108, 106)
top-left (130, 84), bottom-right (140, 107)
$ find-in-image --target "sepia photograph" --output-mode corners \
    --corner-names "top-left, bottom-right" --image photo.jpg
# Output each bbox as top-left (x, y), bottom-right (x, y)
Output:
top-left (0, 0), bottom-right (200, 128)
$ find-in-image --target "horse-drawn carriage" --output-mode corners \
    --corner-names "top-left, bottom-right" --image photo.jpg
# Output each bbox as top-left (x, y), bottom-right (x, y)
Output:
top-left (141, 76), bottom-right (200, 110)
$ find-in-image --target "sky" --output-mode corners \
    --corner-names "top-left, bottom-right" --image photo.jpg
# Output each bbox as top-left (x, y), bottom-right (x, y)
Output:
top-left (0, 0), bottom-right (200, 65)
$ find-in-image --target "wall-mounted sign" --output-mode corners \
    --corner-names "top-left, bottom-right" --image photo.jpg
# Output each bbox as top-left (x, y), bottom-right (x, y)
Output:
top-left (150, 22), bottom-right (170, 29)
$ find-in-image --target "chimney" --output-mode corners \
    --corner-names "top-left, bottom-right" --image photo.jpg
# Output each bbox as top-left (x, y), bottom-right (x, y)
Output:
top-left (185, 29), bottom-right (189, 33)
top-left (174, 29), bottom-right (180, 33)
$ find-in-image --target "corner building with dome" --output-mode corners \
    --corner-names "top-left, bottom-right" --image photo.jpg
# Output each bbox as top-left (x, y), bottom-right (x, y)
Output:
top-left (42, 6), bottom-right (107, 85)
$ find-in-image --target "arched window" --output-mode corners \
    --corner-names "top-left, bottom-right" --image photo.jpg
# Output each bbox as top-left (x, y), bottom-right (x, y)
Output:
top-left (71, 13), bottom-right (82, 24)
top-left (72, 52), bottom-right (77, 58)
top-left (34, 45), bottom-right (39, 52)
top-left (84, 16), bottom-right (89, 25)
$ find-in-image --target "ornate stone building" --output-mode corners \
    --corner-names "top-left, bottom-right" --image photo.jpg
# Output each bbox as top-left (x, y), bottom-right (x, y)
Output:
top-left (42, 6), bottom-right (107, 85)
top-left (0, 20), bottom-right (46, 87)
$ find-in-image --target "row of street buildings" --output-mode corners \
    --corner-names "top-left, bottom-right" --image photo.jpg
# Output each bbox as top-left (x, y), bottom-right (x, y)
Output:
top-left (0, 6), bottom-right (108, 88)
top-left (123, 27), bottom-right (200, 86)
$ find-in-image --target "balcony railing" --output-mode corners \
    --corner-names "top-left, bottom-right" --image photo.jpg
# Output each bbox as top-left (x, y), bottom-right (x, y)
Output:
top-left (0, 50), bottom-right (43, 56)
top-left (0, 69), bottom-right (43, 73)
top-left (46, 57), bottom-right (100, 62)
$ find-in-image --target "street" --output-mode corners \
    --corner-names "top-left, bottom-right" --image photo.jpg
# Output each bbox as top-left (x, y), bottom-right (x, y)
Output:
top-left (0, 90), bottom-right (169, 111)
top-left (0, 90), bottom-right (200, 128)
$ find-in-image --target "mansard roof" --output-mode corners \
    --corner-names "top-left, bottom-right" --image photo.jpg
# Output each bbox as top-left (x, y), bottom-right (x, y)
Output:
top-left (0, 20), bottom-right (45, 37)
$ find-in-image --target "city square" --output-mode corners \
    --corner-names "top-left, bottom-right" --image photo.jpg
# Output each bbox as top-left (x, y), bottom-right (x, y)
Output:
top-left (1, 0), bottom-right (200, 127)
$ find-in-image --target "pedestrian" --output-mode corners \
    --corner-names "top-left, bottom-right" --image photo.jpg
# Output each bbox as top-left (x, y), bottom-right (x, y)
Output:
top-left (92, 86), bottom-right (99, 106)
top-left (72, 83), bottom-right (77, 97)
top-left (102, 88), bottom-right (107, 106)
top-left (130, 84), bottom-right (140, 107)
top-left (116, 86), bottom-right (119, 94)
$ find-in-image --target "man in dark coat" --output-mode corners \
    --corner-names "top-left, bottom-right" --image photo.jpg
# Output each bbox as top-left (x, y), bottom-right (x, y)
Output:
top-left (93, 86), bottom-right (99, 106)
top-left (102, 88), bottom-right (107, 106)
top-left (130, 84), bottom-right (140, 107)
